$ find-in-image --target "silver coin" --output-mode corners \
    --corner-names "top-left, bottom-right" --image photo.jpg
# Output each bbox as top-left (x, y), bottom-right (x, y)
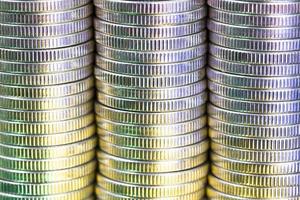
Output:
top-left (95, 68), bottom-right (205, 88)
top-left (207, 67), bottom-right (300, 89)
top-left (209, 43), bottom-right (300, 64)
top-left (0, 0), bottom-right (90, 12)
top-left (97, 44), bottom-right (206, 64)
top-left (94, 19), bottom-right (206, 38)
top-left (95, 30), bottom-right (206, 51)
top-left (0, 29), bottom-right (93, 49)
top-left (96, 7), bottom-right (206, 26)
top-left (209, 56), bottom-right (300, 77)
top-left (0, 4), bottom-right (93, 24)
top-left (94, 0), bottom-right (205, 14)
top-left (208, 80), bottom-right (300, 101)
top-left (208, 0), bottom-right (300, 15)
top-left (210, 32), bottom-right (300, 51)
top-left (210, 92), bottom-right (300, 113)
top-left (208, 19), bottom-right (300, 39)
top-left (96, 55), bottom-right (206, 76)
top-left (0, 17), bottom-right (93, 37)
top-left (97, 79), bottom-right (206, 100)
top-left (210, 8), bottom-right (300, 27)
top-left (208, 103), bottom-right (300, 126)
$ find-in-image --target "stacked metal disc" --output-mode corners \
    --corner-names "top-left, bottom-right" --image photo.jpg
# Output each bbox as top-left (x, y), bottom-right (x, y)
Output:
top-left (0, 0), bottom-right (96, 199)
top-left (207, 0), bottom-right (300, 199)
top-left (94, 0), bottom-right (209, 199)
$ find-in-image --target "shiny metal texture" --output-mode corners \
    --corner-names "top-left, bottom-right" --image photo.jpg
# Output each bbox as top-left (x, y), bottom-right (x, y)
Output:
top-left (208, 0), bottom-right (300, 198)
top-left (94, 0), bottom-right (208, 198)
top-left (0, 0), bottom-right (96, 198)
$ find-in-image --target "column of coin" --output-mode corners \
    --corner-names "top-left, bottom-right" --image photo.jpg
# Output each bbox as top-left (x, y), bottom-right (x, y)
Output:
top-left (94, 0), bottom-right (209, 199)
top-left (207, 0), bottom-right (300, 199)
top-left (0, 0), bottom-right (96, 199)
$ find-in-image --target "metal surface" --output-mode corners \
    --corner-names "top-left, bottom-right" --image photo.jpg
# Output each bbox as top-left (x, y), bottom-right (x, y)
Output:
top-left (94, 0), bottom-right (208, 198)
top-left (208, 0), bottom-right (300, 198)
top-left (0, 0), bottom-right (96, 198)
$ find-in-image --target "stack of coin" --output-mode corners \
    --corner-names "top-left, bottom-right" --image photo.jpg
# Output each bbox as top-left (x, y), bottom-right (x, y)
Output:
top-left (94, 0), bottom-right (209, 198)
top-left (207, 0), bottom-right (300, 199)
top-left (0, 0), bottom-right (96, 199)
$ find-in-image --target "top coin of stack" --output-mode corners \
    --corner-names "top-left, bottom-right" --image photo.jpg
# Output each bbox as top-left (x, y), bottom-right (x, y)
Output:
top-left (0, 0), bottom-right (96, 199)
top-left (207, 0), bottom-right (300, 199)
top-left (94, 0), bottom-right (209, 199)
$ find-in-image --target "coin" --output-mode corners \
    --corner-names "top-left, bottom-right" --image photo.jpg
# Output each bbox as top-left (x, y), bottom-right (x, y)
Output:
top-left (0, 66), bottom-right (93, 86)
top-left (208, 0), bottom-right (300, 14)
top-left (0, 160), bottom-right (96, 183)
top-left (97, 44), bottom-right (206, 64)
top-left (100, 139), bottom-right (209, 161)
top-left (0, 29), bottom-right (93, 49)
top-left (0, 124), bottom-right (95, 146)
top-left (96, 186), bottom-right (205, 200)
top-left (211, 141), bottom-right (300, 163)
top-left (95, 31), bottom-right (206, 51)
top-left (96, 80), bottom-right (206, 100)
top-left (208, 67), bottom-right (300, 89)
top-left (0, 41), bottom-right (94, 62)
top-left (94, 19), bottom-right (206, 38)
top-left (211, 152), bottom-right (300, 175)
top-left (210, 43), bottom-right (300, 64)
top-left (208, 80), bottom-right (300, 101)
top-left (0, 17), bottom-right (93, 37)
top-left (97, 174), bottom-right (206, 198)
top-left (94, 0), bottom-right (205, 14)
top-left (212, 164), bottom-right (300, 187)
top-left (96, 104), bottom-right (206, 125)
top-left (0, 4), bottom-right (93, 24)
top-left (95, 68), bottom-right (205, 88)
top-left (0, 0), bottom-right (90, 12)
top-left (208, 103), bottom-right (300, 126)
top-left (96, 55), bottom-right (206, 76)
top-left (96, 7), bottom-right (206, 25)
top-left (208, 56), bottom-right (300, 77)
top-left (208, 175), bottom-right (300, 199)
top-left (210, 92), bottom-right (300, 113)
top-left (0, 113), bottom-right (94, 135)
top-left (0, 173), bottom-right (95, 196)
top-left (209, 128), bottom-right (300, 150)
top-left (97, 116), bottom-right (206, 137)
top-left (0, 54), bottom-right (94, 74)
top-left (0, 76), bottom-right (94, 98)
top-left (210, 8), bottom-right (300, 27)
top-left (98, 127), bottom-right (207, 148)
top-left (210, 32), bottom-right (300, 51)
top-left (208, 117), bottom-right (300, 138)
top-left (0, 150), bottom-right (95, 171)
top-left (99, 162), bottom-right (209, 185)
top-left (0, 185), bottom-right (94, 200)
top-left (206, 186), bottom-right (253, 200)
top-left (0, 136), bottom-right (96, 159)
top-left (208, 19), bottom-right (300, 39)
top-left (98, 150), bottom-right (207, 173)
top-left (0, 101), bottom-right (93, 122)
top-left (0, 89), bottom-right (94, 110)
